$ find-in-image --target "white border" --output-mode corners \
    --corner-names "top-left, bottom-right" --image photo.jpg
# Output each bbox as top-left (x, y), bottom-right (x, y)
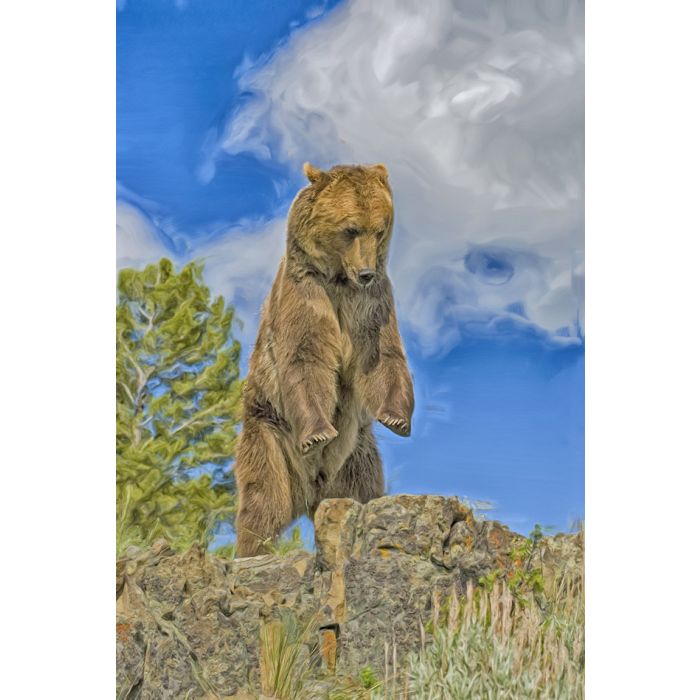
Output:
top-left (1, 2), bottom-right (115, 695)
top-left (587, 1), bottom-right (699, 696)
top-left (2, 1), bottom-right (699, 696)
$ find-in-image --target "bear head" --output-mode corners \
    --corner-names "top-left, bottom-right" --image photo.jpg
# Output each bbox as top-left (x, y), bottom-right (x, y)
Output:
top-left (288, 162), bottom-right (394, 288)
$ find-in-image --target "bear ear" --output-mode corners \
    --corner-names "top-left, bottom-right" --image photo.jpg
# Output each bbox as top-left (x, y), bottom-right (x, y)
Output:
top-left (369, 163), bottom-right (389, 182)
top-left (303, 162), bottom-right (327, 184)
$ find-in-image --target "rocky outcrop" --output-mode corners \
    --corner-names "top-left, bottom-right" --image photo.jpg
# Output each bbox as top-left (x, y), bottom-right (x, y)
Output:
top-left (116, 495), bottom-right (582, 699)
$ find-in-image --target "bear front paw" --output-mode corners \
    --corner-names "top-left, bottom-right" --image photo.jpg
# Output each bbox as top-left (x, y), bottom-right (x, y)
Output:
top-left (378, 413), bottom-right (411, 437)
top-left (300, 423), bottom-right (338, 455)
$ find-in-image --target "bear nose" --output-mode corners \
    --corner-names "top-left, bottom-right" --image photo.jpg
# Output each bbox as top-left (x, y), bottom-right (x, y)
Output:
top-left (358, 268), bottom-right (375, 285)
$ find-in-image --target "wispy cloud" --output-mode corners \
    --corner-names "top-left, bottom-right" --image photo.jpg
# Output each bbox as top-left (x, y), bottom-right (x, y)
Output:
top-left (216, 0), bottom-right (584, 353)
top-left (118, 0), bottom-right (583, 356)
top-left (192, 219), bottom-right (287, 349)
top-left (116, 201), bottom-right (171, 272)
top-left (116, 200), bottom-right (285, 350)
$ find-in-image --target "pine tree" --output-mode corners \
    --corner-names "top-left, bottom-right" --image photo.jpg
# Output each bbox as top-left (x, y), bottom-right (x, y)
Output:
top-left (116, 258), bottom-right (242, 554)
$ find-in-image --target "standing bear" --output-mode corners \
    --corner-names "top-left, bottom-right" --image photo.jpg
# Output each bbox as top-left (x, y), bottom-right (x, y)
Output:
top-left (234, 162), bottom-right (414, 557)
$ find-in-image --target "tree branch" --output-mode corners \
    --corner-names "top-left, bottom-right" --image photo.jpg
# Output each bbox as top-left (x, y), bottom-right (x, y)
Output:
top-left (170, 403), bottom-right (220, 436)
top-left (118, 381), bottom-right (135, 406)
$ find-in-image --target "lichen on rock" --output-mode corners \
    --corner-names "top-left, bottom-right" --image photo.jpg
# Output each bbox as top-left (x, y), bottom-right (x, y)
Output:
top-left (116, 495), bottom-right (582, 698)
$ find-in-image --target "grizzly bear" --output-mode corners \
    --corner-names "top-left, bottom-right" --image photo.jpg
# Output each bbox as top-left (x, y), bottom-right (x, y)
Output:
top-left (234, 162), bottom-right (414, 557)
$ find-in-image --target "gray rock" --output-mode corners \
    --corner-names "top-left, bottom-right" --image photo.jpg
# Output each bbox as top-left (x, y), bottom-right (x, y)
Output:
top-left (116, 495), bottom-right (582, 697)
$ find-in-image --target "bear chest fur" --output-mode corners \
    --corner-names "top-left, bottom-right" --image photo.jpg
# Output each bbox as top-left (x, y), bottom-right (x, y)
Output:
top-left (334, 295), bottom-right (379, 384)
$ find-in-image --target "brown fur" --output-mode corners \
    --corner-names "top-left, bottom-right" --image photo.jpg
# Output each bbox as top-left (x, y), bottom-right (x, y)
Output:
top-left (234, 163), bottom-right (414, 557)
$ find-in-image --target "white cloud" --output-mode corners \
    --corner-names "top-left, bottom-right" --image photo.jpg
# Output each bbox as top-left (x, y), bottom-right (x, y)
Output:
top-left (116, 200), bottom-right (285, 349)
top-left (218, 0), bottom-right (584, 353)
top-left (193, 219), bottom-right (287, 348)
top-left (116, 201), bottom-right (170, 271)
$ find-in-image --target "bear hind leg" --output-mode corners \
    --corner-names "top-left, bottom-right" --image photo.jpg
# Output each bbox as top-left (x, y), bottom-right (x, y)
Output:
top-left (235, 421), bottom-right (294, 557)
top-left (320, 425), bottom-right (385, 506)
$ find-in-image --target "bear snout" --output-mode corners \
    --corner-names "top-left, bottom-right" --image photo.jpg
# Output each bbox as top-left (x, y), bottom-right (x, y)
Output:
top-left (358, 268), bottom-right (376, 286)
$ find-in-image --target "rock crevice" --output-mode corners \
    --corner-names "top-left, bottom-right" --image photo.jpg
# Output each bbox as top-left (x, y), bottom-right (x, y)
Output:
top-left (116, 495), bottom-right (582, 699)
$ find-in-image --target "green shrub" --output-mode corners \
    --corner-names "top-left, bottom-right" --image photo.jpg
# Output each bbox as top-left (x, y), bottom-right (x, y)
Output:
top-left (359, 666), bottom-right (380, 689)
top-left (116, 258), bottom-right (242, 555)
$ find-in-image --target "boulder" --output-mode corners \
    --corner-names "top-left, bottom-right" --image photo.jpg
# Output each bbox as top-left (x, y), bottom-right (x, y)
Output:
top-left (116, 495), bottom-right (582, 698)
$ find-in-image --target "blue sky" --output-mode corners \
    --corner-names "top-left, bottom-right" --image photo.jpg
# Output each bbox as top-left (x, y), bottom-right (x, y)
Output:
top-left (117, 0), bottom-right (584, 537)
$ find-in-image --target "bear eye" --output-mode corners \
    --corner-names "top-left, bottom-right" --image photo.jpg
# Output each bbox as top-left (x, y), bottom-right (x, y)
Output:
top-left (344, 227), bottom-right (360, 240)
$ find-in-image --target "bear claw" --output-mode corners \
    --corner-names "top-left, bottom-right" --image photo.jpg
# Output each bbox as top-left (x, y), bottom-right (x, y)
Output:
top-left (379, 414), bottom-right (411, 437)
top-left (300, 425), bottom-right (338, 455)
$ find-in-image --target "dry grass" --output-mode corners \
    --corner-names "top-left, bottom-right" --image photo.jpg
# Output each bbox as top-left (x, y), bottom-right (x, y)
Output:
top-left (375, 566), bottom-right (584, 700)
top-left (259, 609), bottom-right (321, 699)
top-left (254, 549), bottom-right (583, 699)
